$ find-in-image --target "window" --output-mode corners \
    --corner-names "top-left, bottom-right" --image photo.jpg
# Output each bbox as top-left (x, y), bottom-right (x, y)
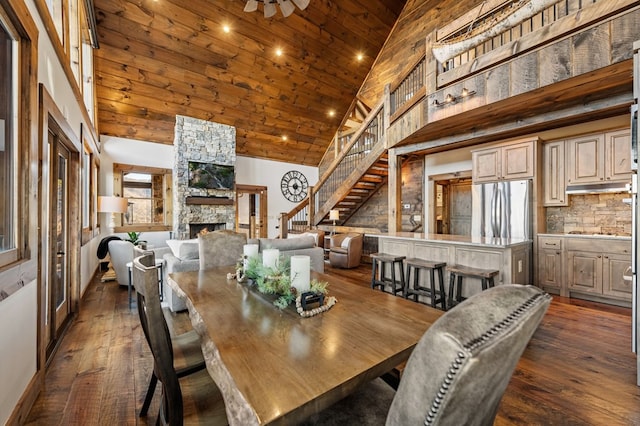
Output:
top-left (81, 124), bottom-right (98, 244)
top-left (0, 7), bottom-right (24, 267)
top-left (35, 0), bottom-right (98, 123)
top-left (113, 164), bottom-right (172, 231)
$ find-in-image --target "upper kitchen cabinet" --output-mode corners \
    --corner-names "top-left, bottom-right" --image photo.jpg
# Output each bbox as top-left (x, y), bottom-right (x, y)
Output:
top-left (566, 129), bottom-right (631, 186)
top-left (543, 141), bottom-right (568, 206)
top-left (472, 140), bottom-right (535, 183)
top-left (605, 129), bottom-right (632, 182)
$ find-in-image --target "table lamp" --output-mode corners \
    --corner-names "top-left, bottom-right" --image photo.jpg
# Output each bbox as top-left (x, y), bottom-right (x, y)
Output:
top-left (98, 195), bottom-right (129, 234)
top-left (329, 209), bottom-right (339, 236)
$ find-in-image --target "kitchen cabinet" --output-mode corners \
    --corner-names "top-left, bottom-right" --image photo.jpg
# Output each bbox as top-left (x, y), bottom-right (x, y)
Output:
top-left (542, 141), bottom-right (567, 206)
top-left (537, 236), bottom-right (564, 295)
top-left (566, 130), bottom-right (631, 186)
top-left (565, 237), bottom-right (632, 304)
top-left (605, 129), bottom-right (632, 182)
top-left (472, 140), bottom-right (535, 182)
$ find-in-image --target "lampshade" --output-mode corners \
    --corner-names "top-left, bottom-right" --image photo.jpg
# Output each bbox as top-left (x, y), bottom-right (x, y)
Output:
top-left (329, 209), bottom-right (340, 221)
top-left (98, 196), bottom-right (128, 213)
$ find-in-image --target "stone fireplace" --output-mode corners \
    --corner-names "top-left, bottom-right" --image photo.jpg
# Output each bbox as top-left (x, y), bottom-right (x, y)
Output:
top-left (173, 116), bottom-right (236, 238)
top-left (189, 223), bottom-right (226, 238)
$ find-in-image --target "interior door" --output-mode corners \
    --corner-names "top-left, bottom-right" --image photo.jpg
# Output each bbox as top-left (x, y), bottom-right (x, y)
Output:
top-left (236, 185), bottom-right (268, 238)
top-left (46, 133), bottom-right (71, 357)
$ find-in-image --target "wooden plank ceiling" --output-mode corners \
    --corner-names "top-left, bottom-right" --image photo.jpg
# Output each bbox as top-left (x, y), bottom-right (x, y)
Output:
top-left (93, 0), bottom-right (407, 166)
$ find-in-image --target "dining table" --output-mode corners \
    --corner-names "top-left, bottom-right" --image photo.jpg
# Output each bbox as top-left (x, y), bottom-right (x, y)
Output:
top-left (167, 266), bottom-right (443, 425)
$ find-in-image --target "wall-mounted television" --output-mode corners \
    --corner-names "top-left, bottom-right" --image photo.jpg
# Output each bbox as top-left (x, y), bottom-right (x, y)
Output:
top-left (188, 161), bottom-right (235, 190)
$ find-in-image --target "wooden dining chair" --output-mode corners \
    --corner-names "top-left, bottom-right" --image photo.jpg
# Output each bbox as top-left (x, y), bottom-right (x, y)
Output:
top-left (299, 284), bottom-right (551, 426)
top-left (133, 254), bottom-right (228, 425)
top-left (133, 251), bottom-right (207, 417)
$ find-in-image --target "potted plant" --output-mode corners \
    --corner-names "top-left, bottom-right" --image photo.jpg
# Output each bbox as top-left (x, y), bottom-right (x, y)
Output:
top-left (126, 231), bottom-right (147, 248)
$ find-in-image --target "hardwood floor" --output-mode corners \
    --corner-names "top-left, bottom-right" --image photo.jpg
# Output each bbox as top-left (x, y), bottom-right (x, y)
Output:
top-left (25, 263), bottom-right (640, 425)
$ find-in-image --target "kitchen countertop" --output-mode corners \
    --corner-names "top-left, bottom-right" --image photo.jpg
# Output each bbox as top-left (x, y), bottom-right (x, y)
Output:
top-left (539, 233), bottom-right (632, 240)
top-left (373, 232), bottom-right (532, 248)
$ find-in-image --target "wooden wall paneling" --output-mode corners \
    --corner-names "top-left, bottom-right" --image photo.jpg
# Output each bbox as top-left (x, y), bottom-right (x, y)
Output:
top-left (510, 51), bottom-right (539, 97)
top-left (572, 24), bottom-right (611, 76)
top-left (485, 63), bottom-right (510, 104)
top-left (539, 38), bottom-right (572, 87)
top-left (611, 9), bottom-right (640, 63)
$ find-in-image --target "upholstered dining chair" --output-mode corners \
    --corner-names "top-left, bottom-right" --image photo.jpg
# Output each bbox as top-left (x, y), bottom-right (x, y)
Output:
top-left (133, 251), bottom-right (207, 417)
top-left (198, 230), bottom-right (247, 270)
top-left (299, 284), bottom-right (551, 426)
top-left (133, 254), bottom-right (227, 424)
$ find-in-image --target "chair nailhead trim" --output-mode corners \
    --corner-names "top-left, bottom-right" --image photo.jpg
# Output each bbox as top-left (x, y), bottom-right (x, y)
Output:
top-left (423, 292), bottom-right (549, 426)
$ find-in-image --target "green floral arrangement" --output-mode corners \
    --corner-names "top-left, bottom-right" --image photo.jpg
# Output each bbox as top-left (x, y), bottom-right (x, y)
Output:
top-left (242, 255), bottom-right (328, 310)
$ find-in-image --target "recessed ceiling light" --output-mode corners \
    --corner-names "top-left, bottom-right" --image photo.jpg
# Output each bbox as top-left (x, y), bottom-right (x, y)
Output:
top-left (223, 24), bottom-right (231, 33)
top-left (356, 53), bottom-right (364, 61)
top-left (276, 48), bottom-right (283, 56)
top-left (328, 109), bottom-right (335, 117)
top-left (282, 135), bottom-right (288, 141)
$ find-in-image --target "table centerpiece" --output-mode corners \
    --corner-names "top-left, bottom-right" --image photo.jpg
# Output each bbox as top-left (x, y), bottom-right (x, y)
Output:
top-left (232, 255), bottom-right (337, 316)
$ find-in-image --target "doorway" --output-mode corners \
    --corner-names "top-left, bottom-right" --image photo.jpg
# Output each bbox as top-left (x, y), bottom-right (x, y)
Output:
top-left (434, 176), bottom-right (473, 236)
top-left (236, 184), bottom-right (268, 238)
top-left (44, 120), bottom-right (79, 361)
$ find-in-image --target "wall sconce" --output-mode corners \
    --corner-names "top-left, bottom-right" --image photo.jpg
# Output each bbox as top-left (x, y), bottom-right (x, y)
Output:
top-left (432, 88), bottom-right (476, 107)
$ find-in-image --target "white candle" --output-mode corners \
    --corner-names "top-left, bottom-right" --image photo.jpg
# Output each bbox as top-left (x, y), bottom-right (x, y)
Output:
top-left (290, 255), bottom-right (311, 293)
top-left (262, 248), bottom-right (280, 270)
top-left (243, 244), bottom-right (259, 270)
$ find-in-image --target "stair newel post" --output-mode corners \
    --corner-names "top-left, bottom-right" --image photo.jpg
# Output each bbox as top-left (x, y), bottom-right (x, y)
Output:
top-left (279, 212), bottom-right (288, 239)
top-left (388, 148), bottom-right (402, 233)
top-left (383, 83), bottom-right (391, 145)
top-left (307, 187), bottom-right (315, 227)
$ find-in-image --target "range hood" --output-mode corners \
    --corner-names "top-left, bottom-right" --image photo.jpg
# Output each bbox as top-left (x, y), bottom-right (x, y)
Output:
top-left (565, 182), bottom-right (631, 194)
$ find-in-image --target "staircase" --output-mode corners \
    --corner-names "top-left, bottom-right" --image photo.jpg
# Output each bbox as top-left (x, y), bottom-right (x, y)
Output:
top-left (318, 154), bottom-right (389, 226)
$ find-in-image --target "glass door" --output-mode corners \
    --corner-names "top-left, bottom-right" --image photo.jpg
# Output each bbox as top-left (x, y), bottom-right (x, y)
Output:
top-left (46, 133), bottom-right (71, 358)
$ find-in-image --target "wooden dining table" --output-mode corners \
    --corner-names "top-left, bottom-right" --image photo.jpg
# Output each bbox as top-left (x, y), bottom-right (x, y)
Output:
top-left (167, 267), bottom-right (443, 425)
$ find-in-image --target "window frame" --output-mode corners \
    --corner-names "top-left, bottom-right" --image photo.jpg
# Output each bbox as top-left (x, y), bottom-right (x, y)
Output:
top-left (80, 123), bottom-right (99, 244)
top-left (33, 0), bottom-right (98, 126)
top-left (112, 163), bottom-right (172, 233)
top-left (0, 1), bottom-right (37, 271)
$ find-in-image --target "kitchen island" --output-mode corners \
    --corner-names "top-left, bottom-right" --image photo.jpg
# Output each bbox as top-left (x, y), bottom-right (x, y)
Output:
top-left (375, 233), bottom-right (532, 300)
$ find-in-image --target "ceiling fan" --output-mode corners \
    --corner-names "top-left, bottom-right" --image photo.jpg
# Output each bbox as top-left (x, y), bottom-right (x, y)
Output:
top-left (244, 0), bottom-right (310, 18)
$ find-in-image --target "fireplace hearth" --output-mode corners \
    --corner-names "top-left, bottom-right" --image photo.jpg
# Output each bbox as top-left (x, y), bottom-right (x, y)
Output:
top-left (189, 223), bottom-right (226, 238)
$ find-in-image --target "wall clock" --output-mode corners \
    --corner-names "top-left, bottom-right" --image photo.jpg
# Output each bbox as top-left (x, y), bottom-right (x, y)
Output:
top-left (281, 170), bottom-right (308, 202)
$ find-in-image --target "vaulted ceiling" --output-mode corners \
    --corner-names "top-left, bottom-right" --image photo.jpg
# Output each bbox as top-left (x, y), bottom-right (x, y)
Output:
top-left (93, 0), bottom-right (408, 166)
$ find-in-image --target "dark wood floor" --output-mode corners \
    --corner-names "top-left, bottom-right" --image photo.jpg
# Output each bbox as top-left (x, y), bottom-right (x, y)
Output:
top-left (25, 263), bottom-right (640, 425)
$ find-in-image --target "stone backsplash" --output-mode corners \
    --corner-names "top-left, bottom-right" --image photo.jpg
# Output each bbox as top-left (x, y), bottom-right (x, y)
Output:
top-left (546, 192), bottom-right (632, 235)
top-left (173, 115), bottom-right (236, 238)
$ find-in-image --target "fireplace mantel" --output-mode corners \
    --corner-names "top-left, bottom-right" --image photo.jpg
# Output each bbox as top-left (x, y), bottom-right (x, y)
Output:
top-left (185, 196), bottom-right (234, 205)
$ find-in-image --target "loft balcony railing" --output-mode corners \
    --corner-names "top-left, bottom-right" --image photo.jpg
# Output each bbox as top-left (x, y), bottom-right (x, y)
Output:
top-left (434, 0), bottom-right (610, 88)
top-left (389, 55), bottom-right (426, 121)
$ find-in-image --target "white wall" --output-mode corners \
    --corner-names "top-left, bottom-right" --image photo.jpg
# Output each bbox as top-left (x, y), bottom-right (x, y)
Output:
top-left (236, 157), bottom-right (318, 238)
top-left (423, 146), bottom-right (473, 234)
top-left (100, 136), bottom-right (319, 239)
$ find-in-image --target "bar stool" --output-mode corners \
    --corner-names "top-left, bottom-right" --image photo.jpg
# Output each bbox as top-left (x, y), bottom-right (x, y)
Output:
top-left (446, 264), bottom-right (499, 308)
top-left (404, 258), bottom-right (447, 310)
top-left (370, 253), bottom-right (406, 296)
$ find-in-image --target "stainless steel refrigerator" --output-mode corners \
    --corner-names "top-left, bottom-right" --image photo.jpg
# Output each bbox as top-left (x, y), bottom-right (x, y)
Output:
top-left (471, 180), bottom-right (532, 240)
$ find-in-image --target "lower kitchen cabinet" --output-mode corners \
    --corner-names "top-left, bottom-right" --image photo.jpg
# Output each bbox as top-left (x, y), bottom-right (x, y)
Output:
top-left (537, 234), bottom-right (632, 306)
top-left (537, 236), bottom-right (564, 295)
top-left (565, 238), bottom-right (632, 305)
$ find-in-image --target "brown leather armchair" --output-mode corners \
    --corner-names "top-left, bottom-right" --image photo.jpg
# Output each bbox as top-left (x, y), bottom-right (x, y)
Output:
top-left (329, 232), bottom-right (363, 269)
